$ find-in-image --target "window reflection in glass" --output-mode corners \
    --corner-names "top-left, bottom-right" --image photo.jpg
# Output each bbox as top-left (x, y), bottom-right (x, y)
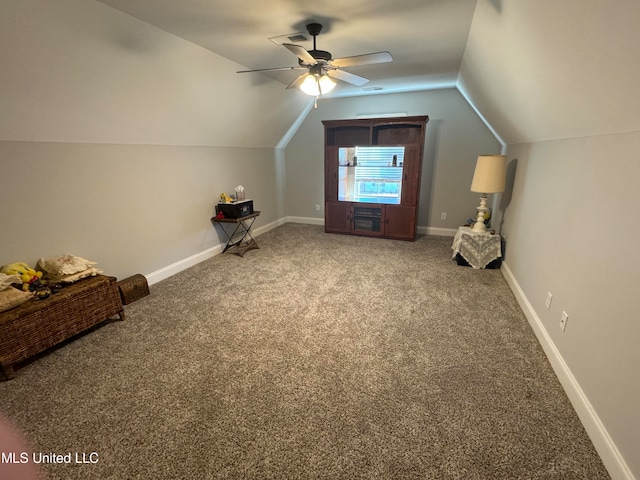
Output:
top-left (338, 146), bottom-right (404, 204)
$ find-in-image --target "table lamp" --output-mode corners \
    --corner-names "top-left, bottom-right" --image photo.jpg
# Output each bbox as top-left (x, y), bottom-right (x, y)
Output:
top-left (470, 155), bottom-right (507, 233)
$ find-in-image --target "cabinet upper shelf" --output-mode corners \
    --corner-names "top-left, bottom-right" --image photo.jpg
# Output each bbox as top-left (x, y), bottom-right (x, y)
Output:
top-left (339, 165), bottom-right (404, 169)
top-left (323, 116), bottom-right (429, 147)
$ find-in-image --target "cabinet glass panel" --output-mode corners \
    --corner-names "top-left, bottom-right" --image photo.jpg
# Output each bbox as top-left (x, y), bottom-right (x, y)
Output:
top-left (338, 146), bottom-right (405, 205)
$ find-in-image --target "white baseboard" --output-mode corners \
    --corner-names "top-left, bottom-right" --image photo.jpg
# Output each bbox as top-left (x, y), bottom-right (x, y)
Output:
top-left (257, 217), bottom-right (289, 233)
top-left (285, 216), bottom-right (324, 225)
top-left (146, 216), bottom-right (287, 285)
top-left (420, 226), bottom-right (458, 237)
top-left (501, 261), bottom-right (634, 480)
top-left (145, 245), bottom-right (222, 285)
top-left (145, 219), bottom-right (453, 285)
top-left (285, 218), bottom-right (457, 236)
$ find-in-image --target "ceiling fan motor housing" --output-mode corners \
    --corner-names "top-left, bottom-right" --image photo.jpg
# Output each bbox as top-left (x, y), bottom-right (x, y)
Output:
top-left (302, 23), bottom-right (332, 64)
top-left (298, 49), bottom-right (332, 66)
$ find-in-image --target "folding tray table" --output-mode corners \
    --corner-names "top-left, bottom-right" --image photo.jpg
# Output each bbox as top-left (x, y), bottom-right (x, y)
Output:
top-left (211, 211), bottom-right (261, 257)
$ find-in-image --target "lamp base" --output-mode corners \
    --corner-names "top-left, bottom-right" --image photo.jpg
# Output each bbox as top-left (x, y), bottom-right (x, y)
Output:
top-left (472, 194), bottom-right (489, 233)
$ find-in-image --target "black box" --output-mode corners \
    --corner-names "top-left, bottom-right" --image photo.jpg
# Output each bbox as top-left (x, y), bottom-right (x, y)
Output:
top-left (455, 253), bottom-right (502, 269)
top-left (216, 200), bottom-right (254, 219)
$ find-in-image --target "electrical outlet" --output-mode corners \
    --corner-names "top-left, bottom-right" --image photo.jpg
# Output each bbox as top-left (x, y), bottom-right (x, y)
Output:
top-left (315, 204), bottom-right (320, 211)
top-left (441, 212), bottom-right (447, 220)
top-left (560, 311), bottom-right (569, 332)
top-left (545, 292), bottom-right (553, 310)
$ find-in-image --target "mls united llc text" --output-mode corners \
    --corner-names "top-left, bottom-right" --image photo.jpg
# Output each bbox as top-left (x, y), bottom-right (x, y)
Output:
top-left (2, 451), bottom-right (99, 464)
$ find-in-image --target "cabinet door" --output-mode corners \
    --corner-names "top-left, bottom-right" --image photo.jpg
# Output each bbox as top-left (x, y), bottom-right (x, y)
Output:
top-left (325, 147), bottom-right (339, 202)
top-left (352, 204), bottom-right (384, 237)
top-left (401, 145), bottom-right (422, 206)
top-left (384, 205), bottom-right (416, 240)
top-left (325, 201), bottom-right (352, 234)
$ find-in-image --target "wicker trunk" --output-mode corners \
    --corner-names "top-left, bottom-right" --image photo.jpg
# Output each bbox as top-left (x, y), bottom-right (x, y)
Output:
top-left (0, 275), bottom-right (124, 380)
top-left (117, 274), bottom-right (150, 305)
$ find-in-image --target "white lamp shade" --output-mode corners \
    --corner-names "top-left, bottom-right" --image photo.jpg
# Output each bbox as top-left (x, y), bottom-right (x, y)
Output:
top-left (470, 155), bottom-right (507, 193)
top-left (300, 74), bottom-right (336, 96)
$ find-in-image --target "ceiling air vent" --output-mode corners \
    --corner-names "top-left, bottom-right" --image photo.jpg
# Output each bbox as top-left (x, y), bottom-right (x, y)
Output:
top-left (268, 33), bottom-right (309, 45)
top-left (288, 33), bottom-right (308, 42)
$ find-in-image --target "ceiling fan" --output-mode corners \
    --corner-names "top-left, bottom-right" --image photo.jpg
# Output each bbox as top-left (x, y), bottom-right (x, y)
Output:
top-left (237, 22), bottom-right (393, 97)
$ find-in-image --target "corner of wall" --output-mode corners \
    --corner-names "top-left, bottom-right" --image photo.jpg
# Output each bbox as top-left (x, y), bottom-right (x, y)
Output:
top-left (455, 79), bottom-right (506, 148)
top-left (276, 100), bottom-right (315, 149)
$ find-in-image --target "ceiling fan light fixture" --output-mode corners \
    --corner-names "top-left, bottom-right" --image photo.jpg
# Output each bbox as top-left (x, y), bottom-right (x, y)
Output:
top-left (318, 75), bottom-right (336, 94)
top-left (300, 73), bottom-right (336, 96)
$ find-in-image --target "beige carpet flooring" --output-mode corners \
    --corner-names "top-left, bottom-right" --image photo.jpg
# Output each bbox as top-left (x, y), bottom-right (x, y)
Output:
top-left (0, 223), bottom-right (610, 479)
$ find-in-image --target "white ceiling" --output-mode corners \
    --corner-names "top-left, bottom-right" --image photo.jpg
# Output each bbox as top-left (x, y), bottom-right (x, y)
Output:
top-left (96, 0), bottom-right (478, 97)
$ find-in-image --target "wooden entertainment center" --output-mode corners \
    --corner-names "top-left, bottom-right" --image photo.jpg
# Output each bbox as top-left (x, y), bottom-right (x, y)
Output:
top-left (323, 115), bottom-right (428, 241)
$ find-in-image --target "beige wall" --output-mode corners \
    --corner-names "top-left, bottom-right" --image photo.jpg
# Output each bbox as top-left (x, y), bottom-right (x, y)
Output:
top-left (0, 0), bottom-right (307, 280)
top-left (502, 133), bottom-right (640, 479)
top-left (458, 1), bottom-right (640, 477)
top-left (0, 142), bottom-right (279, 280)
top-left (284, 89), bottom-right (501, 231)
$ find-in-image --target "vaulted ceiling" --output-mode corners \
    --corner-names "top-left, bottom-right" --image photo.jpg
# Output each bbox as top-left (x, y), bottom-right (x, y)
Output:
top-left (459, 0), bottom-right (640, 145)
top-left (96, 0), bottom-right (640, 145)
top-left (96, 0), bottom-right (477, 95)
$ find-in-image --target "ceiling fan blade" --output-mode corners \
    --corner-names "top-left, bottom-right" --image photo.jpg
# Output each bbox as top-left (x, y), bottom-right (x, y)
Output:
top-left (330, 51), bottom-right (393, 68)
top-left (283, 43), bottom-right (318, 65)
top-left (237, 66), bottom-right (305, 73)
top-left (327, 69), bottom-right (369, 87)
top-left (286, 73), bottom-right (309, 90)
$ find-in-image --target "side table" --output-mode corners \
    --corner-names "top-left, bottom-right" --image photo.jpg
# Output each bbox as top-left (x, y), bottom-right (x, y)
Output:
top-left (211, 211), bottom-right (261, 257)
top-left (451, 226), bottom-right (502, 269)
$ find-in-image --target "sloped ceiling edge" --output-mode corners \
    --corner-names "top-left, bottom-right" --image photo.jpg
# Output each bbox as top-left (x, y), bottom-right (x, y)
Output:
top-left (458, 0), bottom-right (640, 145)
